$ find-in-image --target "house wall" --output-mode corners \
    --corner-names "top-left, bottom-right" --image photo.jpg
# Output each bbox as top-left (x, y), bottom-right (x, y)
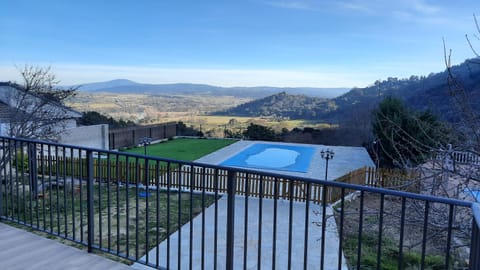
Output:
top-left (0, 123), bottom-right (9, 136)
top-left (0, 85), bottom-right (82, 139)
top-left (59, 124), bottom-right (109, 150)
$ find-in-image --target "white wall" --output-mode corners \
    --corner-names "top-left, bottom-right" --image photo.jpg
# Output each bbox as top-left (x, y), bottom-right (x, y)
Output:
top-left (59, 124), bottom-right (109, 150)
top-left (0, 123), bottom-right (9, 136)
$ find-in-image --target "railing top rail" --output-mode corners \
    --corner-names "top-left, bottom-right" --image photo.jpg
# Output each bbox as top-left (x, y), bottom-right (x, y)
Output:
top-left (1, 136), bottom-right (473, 208)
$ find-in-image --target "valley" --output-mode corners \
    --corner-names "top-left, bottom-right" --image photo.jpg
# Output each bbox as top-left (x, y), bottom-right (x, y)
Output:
top-left (67, 92), bottom-right (332, 138)
top-left (67, 58), bottom-right (480, 143)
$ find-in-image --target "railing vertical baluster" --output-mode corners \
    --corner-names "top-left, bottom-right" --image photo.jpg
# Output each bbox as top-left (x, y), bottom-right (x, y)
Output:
top-left (1, 139), bottom-right (7, 220)
top-left (21, 141), bottom-right (26, 224)
top-left (356, 190), bottom-right (364, 270)
top-left (29, 143), bottom-right (36, 227)
top-left (470, 203), bottom-right (480, 270)
top-left (86, 150), bottom-right (94, 253)
top-left (14, 142), bottom-right (19, 223)
top-left (338, 188), bottom-right (346, 270)
top-left (135, 157), bottom-right (139, 260)
top-left (126, 156), bottom-right (130, 258)
top-left (167, 162), bottom-right (171, 270)
top-left (257, 175), bottom-right (264, 270)
top-left (288, 180), bottom-right (295, 270)
top-left (0, 139), bottom-right (3, 219)
top-left (177, 163), bottom-right (182, 269)
top-left (445, 204), bottom-right (454, 268)
top-left (376, 193), bottom-right (385, 270)
top-left (8, 139), bottom-right (12, 220)
top-left (71, 148), bottom-right (75, 241)
top-left (420, 201), bottom-right (429, 268)
top-left (243, 173), bottom-right (249, 270)
top-left (471, 220), bottom-right (479, 270)
top-left (107, 153), bottom-right (112, 252)
top-left (303, 182), bottom-right (311, 270)
top-left (78, 148), bottom-right (84, 242)
top-left (398, 197), bottom-right (406, 270)
top-left (98, 153), bottom-right (103, 249)
top-left (213, 169), bottom-right (219, 270)
top-left (272, 176), bottom-right (278, 270)
top-left (63, 147), bottom-right (67, 237)
top-left (116, 154), bottom-right (120, 255)
top-left (155, 160), bottom-right (160, 268)
top-left (145, 158), bottom-right (150, 265)
top-left (48, 146), bottom-right (53, 233)
top-left (55, 146), bottom-right (60, 234)
top-left (9, 139), bottom-right (14, 222)
top-left (189, 165), bottom-right (194, 270)
top-left (321, 185), bottom-right (328, 270)
top-left (201, 167), bottom-right (206, 270)
top-left (226, 170), bottom-right (236, 270)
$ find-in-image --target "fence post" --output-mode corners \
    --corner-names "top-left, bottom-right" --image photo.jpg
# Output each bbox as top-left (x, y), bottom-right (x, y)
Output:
top-left (111, 133), bottom-right (115, 150)
top-left (226, 170), bottom-right (236, 270)
top-left (86, 150), bottom-right (94, 253)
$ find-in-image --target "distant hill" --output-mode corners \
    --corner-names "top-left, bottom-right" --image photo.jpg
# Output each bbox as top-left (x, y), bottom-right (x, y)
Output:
top-left (74, 79), bottom-right (139, 91)
top-left (327, 58), bottom-right (480, 122)
top-left (73, 80), bottom-right (349, 99)
top-left (213, 58), bottom-right (480, 123)
top-left (211, 92), bottom-right (335, 120)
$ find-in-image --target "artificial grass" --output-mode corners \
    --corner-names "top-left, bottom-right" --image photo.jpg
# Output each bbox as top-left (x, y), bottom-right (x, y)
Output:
top-left (122, 138), bottom-right (237, 161)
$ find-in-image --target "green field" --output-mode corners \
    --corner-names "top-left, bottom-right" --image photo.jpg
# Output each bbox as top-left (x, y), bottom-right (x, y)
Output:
top-left (122, 138), bottom-right (237, 161)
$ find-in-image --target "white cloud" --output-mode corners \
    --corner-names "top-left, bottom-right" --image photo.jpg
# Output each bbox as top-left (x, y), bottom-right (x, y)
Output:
top-left (336, 1), bottom-right (374, 14)
top-left (407, 0), bottom-right (441, 15)
top-left (335, 0), bottom-right (447, 25)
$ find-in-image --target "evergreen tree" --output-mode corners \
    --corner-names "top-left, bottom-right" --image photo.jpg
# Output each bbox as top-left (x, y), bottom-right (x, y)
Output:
top-left (372, 97), bottom-right (448, 167)
top-left (243, 123), bottom-right (276, 141)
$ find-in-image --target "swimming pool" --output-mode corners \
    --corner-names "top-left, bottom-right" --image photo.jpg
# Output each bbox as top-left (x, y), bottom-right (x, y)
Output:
top-left (220, 143), bottom-right (315, 173)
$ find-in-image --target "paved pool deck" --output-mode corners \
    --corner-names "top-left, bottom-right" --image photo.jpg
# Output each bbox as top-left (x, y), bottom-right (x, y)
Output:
top-left (195, 140), bottom-right (374, 180)
top-left (131, 140), bottom-right (372, 269)
top-left (132, 196), bottom-right (348, 270)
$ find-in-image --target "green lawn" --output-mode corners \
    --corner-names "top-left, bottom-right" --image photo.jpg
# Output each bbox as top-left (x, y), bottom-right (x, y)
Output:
top-left (122, 138), bottom-right (237, 161)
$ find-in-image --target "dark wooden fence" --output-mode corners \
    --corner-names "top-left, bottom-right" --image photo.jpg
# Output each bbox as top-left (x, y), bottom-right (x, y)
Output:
top-left (108, 122), bottom-right (177, 149)
top-left (327, 167), bottom-right (421, 203)
top-left (35, 153), bottom-right (421, 204)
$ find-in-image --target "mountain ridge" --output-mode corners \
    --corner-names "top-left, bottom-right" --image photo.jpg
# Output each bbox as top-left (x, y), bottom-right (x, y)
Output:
top-left (71, 80), bottom-right (350, 99)
top-left (213, 58), bottom-right (480, 123)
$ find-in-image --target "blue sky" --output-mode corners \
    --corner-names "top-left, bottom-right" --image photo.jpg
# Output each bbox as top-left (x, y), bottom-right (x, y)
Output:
top-left (0, 0), bottom-right (478, 87)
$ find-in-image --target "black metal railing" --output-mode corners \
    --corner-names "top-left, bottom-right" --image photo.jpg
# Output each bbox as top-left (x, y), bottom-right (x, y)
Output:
top-left (0, 136), bottom-right (479, 270)
top-left (471, 203), bottom-right (480, 269)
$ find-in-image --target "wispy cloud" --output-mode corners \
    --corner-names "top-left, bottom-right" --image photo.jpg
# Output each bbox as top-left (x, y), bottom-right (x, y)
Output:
top-left (336, 1), bottom-right (374, 14)
top-left (264, 1), bottom-right (312, 10)
top-left (335, 0), bottom-right (448, 25)
top-left (407, 0), bottom-right (441, 15)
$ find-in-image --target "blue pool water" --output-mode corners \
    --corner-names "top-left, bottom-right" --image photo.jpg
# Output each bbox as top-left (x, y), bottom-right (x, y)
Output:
top-left (220, 143), bottom-right (315, 173)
